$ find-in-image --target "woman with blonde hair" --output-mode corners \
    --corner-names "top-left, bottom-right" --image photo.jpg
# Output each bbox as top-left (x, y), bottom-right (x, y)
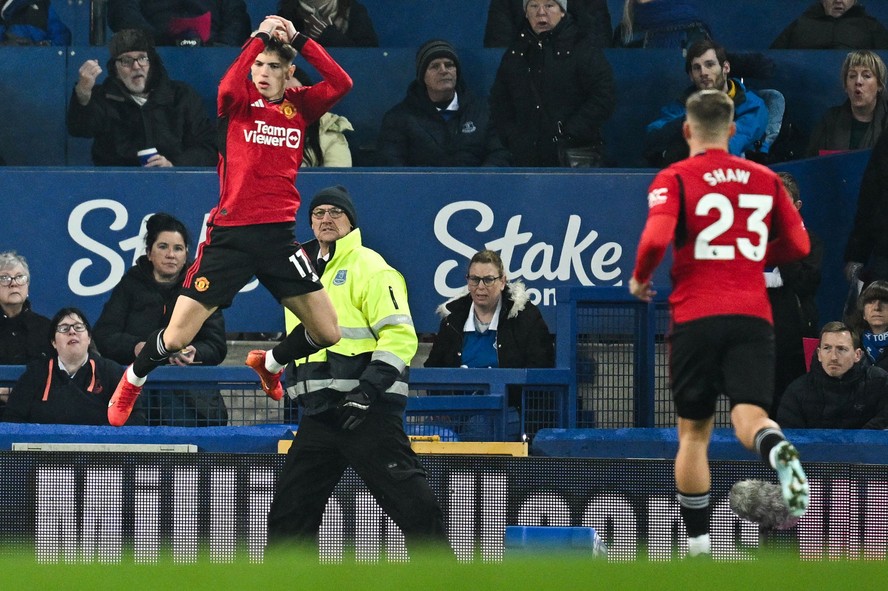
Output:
top-left (807, 50), bottom-right (888, 156)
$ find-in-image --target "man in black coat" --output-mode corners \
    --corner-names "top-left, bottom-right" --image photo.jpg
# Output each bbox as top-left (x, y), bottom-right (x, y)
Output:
top-left (778, 321), bottom-right (888, 429)
top-left (845, 127), bottom-right (888, 284)
top-left (771, 0), bottom-right (888, 49)
top-left (67, 28), bottom-right (218, 167)
top-left (490, 0), bottom-right (615, 166)
top-left (377, 39), bottom-right (509, 167)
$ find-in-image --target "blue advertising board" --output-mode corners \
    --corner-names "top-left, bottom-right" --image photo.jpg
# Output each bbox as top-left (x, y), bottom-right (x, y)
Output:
top-left (2, 168), bottom-right (653, 334)
top-left (0, 151), bottom-right (867, 335)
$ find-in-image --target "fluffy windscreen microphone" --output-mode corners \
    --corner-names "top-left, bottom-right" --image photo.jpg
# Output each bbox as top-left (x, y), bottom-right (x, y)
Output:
top-left (729, 479), bottom-right (800, 530)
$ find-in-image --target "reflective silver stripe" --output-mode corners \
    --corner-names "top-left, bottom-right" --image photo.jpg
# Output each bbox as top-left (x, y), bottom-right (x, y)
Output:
top-left (371, 350), bottom-right (408, 372)
top-left (288, 377), bottom-right (409, 398)
top-left (340, 326), bottom-right (376, 340)
top-left (288, 378), bottom-right (360, 396)
top-left (371, 314), bottom-right (414, 336)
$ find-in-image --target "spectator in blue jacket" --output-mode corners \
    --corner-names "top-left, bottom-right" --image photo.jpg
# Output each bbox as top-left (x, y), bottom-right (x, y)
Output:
top-left (108, 0), bottom-right (251, 46)
top-left (0, 0), bottom-right (70, 45)
top-left (377, 39), bottom-right (509, 167)
top-left (644, 39), bottom-right (769, 167)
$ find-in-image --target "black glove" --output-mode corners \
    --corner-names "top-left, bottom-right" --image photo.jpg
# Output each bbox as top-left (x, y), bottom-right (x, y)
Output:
top-left (338, 388), bottom-right (371, 430)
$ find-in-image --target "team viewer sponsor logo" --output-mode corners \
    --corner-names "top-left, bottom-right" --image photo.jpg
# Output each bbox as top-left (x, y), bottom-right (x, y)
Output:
top-left (244, 120), bottom-right (301, 148)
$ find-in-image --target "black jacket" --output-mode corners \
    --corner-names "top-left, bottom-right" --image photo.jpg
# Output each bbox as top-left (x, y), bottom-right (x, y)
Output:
top-left (777, 360), bottom-right (888, 429)
top-left (484, 0), bottom-right (612, 48)
top-left (424, 281), bottom-right (554, 369)
top-left (490, 15), bottom-right (615, 166)
top-left (377, 81), bottom-right (509, 167)
top-left (770, 2), bottom-right (888, 49)
top-left (277, 0), bottom-right (378, 47)
top-left (845, 130), bottom-right (888, 278)
top-left (108, 0), bottom-right (251, 46)
top-left (92, 256), bottom-right (226, 366)
top-left (4, 353), bottom-right (146, 425)
top-left (0, 301), bottom-right (53, 365)
top-left (66, 49), bottom-right (217, 167)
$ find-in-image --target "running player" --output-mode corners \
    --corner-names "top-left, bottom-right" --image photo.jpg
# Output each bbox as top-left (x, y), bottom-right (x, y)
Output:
top-left (629, 89), bottom-right (811, 558)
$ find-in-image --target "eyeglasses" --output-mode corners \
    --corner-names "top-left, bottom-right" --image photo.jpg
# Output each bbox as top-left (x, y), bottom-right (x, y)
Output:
top-left (56, 323), bottom-right (87, 334)
top-left (526, 2), bottom-right (562, 12)
top-left (311, 207), bottom-right (345, 220)
top-left (116, 55), bottom-right (150, 68)
top-left (0, 274), bottom-right (28, 287)
top-left (467, 275), bottom-right (502, 287)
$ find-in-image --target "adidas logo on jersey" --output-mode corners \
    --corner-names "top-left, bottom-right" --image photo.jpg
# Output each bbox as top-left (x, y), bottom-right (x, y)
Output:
top-left (250, 99), bottom-right (265, 108)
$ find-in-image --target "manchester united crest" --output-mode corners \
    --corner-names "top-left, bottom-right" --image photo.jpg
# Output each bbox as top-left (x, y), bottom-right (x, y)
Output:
top-left (280, 101), bottom-right (297, 119)
top-left (194, 277), bottom-right (211, 292)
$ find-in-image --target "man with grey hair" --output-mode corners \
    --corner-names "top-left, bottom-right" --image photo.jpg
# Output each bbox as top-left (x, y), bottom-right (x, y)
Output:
top-left (630, 89), bottom-right (811, 557)
top-left (67, 28), bottom-right (217, 166)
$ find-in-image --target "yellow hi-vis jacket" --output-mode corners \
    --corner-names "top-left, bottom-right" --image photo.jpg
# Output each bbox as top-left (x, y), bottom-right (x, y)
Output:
top-left (285, 228), bottom-right (417, 416)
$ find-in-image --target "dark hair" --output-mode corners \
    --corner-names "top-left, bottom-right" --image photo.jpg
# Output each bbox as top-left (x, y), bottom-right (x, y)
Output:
top-left (468, 249), bottom-right (505, 276)
top-left (145, 212), bottom-right (190, 252)
top-left (777, 172), bottom-right (800, 203)
top-left (265, 35), bottom-right (297, 63)
top-left (685, 39), bottom-right (727, 73)
top-left (856, 280), bottom-right (888, 335)
top-left (292, 67), bottom-right (324, 167)
top-left (820, 320), bottom-right (860, 349)
top-left (48, 307), bottom-right (91, 343)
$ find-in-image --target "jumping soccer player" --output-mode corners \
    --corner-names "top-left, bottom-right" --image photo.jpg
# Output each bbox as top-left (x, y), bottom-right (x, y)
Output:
top-left (107, 15), bottom-right (352, 425)
top-left (629, 89), bottom-right (811, 557)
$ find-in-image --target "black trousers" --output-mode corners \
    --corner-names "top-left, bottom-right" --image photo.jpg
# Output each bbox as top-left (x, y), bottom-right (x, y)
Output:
top-left (266, 410), bottom-right (447, 553)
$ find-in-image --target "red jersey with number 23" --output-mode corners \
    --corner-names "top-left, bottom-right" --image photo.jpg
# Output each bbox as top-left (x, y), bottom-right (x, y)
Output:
top-left (211, 35), bottom-right (352, 227)
top-left (632, 149), bottom-right (810, 324)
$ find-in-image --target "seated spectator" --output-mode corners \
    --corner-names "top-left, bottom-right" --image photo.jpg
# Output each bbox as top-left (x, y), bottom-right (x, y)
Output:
top-left (0, 251), bottom-right (52, 366)
top-left (852, 280), bottom-right (888, 370)
top-left (489, 0), bottom-right (615, 167)
top-left (767, 172), bottom-right (823, 415)
top-left (377, 39), bottom-right (509, 167)
top-left (67, 29), bottom-right (218, 167)
top-left (0, 0), bottom-right (70, 45)
top-left (613, 0), bottom-right (711, 49)
top-left (277, 0), bottom-right (377, 47)
top-left (644, 40), bottom-right (769, 167)
top-left (771, 0), bottom-right (888, 49)
top-left (425, 249), bottom-right (554, 370)
top-left (3, 307), bottom-right (146, 425)
top-left (0, 251), bottom-right (53, 418)
top-left (93, 213), bottom-right (227, 426)
top-left (777, 321), bottom-right (888, 429)
top-left (484, 0), bottom-right (611, 48)
top-left (807, 50), bottom-right (888, 157)
top-left (108, 0), bottom-right (251, 46)
top-left (290, 67), bottom-right (353, 167)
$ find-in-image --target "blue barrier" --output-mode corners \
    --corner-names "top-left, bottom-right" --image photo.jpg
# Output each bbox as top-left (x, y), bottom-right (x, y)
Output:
top-left (532, 427), bottom-right (888, 464)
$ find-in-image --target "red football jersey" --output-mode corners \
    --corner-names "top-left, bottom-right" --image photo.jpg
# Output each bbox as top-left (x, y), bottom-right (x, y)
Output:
top-left (632, 149), bottom-right (810, 324)
top-left (211, 35), bottom-right (352, 227)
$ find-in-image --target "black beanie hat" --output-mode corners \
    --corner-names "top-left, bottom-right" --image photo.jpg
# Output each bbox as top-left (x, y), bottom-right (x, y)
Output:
top-left (109, 29), bottom-right (155, 59)
top-left (309, 185), bottom-right (358, 228)
top-left (415, 39), bottom-right (459, 83)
